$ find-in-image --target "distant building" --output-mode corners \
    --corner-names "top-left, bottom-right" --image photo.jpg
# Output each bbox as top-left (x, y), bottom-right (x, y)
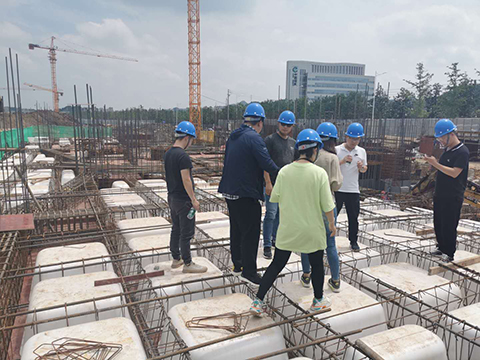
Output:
top-left (286, 61), bottom-right (375, 100)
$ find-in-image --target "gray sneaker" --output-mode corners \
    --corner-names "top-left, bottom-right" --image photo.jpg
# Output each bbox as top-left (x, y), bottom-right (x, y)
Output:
top-left (183, 261), bottom-right (208, 273)
top-left (440, 254), bottom-right (454, 263)
top-left (328, 278), bottom-right (341, 293)
top-left (171, 259), bottom-right (184, 269)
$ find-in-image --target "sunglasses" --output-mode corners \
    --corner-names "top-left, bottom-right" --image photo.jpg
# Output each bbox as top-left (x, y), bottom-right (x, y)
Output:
top-left (280, 123), bottom-right (293, 128)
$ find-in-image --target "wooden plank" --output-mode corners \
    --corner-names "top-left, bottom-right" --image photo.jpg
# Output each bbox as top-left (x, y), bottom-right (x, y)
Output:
top-left (94, 270), bottom-right (165, 286)
top-left (0, 214), bottom-right (34, 232)
top-left (415, 228), bottom-right (435, 236)
top-left (428, 255), bottom-right (480, 276)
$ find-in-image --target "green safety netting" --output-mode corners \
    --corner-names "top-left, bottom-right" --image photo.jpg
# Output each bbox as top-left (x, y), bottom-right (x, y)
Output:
top-left (0, 125), bottom-right (112, 158)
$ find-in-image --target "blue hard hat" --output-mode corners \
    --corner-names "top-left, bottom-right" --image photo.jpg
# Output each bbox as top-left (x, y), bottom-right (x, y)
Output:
top-left (345, 122), bottom-right (365, 138)
top-left (243, 103), bottom-right (265, 121)
top-left (295, 129), bottom-right (324, 150)
top-left (175, 121), bottom-right (196, 138)
top-left (278, 110), bottom-right (296, 125)
top-left (434, 119), bottom-right (457, 138)
top-left (316, 122), bottom-right (338, 139)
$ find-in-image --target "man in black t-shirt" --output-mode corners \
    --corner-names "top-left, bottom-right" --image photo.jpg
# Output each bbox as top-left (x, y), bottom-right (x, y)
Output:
top-left (425, 119), bottom-right (469, 262)
top-left (164, 121), bottom-right (207, 273)
top-left (262, 110), bottom-right (296, 260)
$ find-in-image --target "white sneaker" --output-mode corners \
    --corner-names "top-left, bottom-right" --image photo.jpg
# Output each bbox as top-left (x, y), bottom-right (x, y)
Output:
top-left (171, 259), bottom-right (184, 269)
top-left (183, 262), bottom-right (208, 273)
top-left (310, 296), bottom-right (332, 312)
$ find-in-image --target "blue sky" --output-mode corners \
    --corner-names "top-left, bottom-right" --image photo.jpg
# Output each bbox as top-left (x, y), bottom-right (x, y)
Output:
top-left (1, 0), bottom-right (479, 110)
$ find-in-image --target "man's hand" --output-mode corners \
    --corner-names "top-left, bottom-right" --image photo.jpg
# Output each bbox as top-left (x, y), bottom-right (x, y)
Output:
top-left (265, 182), bottom-right (273, 196)
top-left (424, 155), bottom-right (438, 167)
top-left (357, 160), bottom-right (364, 170)
top-left (329, 223), bottom-right (337, 237)
top-left (192, 199), bottom-right (200, 212)
top-left (341, 155), bottom-right (353, 165)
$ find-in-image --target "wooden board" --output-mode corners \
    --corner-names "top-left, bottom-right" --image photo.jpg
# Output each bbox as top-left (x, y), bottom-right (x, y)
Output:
top-left (0, 214), bottom-right (34, 232)
top-left (428, 255), bottom-right (480, 276)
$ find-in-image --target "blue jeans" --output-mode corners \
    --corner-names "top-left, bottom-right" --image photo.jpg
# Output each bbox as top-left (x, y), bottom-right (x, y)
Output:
top-left (263, 192), bottom-right (279, 248)
top-left (301, 208), bottom-right (340, 281)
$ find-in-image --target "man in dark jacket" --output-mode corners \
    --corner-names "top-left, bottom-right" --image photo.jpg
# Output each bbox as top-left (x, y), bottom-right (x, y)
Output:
top-left (219, 103), bottom-right (279, 285)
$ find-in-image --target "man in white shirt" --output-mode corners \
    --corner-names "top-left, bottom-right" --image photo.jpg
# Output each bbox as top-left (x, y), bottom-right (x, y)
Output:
top-left (335, 122), bottom-right (368, 251)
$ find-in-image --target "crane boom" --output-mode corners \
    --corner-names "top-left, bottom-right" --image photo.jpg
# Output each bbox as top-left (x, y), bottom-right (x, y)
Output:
top-left (24, 83), bottom-right (64, 96)
top-left (28, 36), bottom-right (138, 112)
top-left (29, 43), bottom-right (138, 62)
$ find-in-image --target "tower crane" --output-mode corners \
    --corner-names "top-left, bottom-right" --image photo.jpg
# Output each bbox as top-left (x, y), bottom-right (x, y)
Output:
top-left (28, 36), bottom-right (138, 112)
top-left (187, 0), bottom-right (201, 132)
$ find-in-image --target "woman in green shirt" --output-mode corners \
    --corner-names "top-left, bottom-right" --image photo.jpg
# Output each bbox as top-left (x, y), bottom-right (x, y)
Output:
top-left (250, 129), bottom-right (336, 316)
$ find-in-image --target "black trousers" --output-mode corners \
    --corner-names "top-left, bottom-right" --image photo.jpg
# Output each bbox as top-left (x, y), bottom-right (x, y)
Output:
top-left (257, 248), bottom-right (325, 300)
top-left (168, 197), bottom-right (195, 264)
top-left (335, 192), bottom-right (360, 244)
top-left (226, 197), bottom-right (261, 277)
top-left (433, 196), bottom-right (463, 258)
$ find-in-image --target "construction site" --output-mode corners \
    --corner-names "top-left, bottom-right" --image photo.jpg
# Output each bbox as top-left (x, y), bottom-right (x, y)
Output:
top-left (2, 1), bottom-right (480, 360)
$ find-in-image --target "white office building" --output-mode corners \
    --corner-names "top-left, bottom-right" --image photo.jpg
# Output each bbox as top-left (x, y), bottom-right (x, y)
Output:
top-left (286, 61), bottom-right (375, 100)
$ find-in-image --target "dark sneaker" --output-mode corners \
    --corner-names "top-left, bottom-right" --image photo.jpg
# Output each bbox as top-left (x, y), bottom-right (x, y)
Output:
top-left (300, 274), bottom-right (311, 288)
top-left (263, 247), bottom-right (272, 260)
top-left (240, 273), bottom-right (262, 286)
top-left (430, 249), bottom-right (443, 256)
top-left (328, 278), bottom-right (341, 293)
top-left (350, 242), bottom-right (361, 252)
top-left (440, 254), bottom-right (454, 263)
top-left (231, 265), bottom-right (242, 276)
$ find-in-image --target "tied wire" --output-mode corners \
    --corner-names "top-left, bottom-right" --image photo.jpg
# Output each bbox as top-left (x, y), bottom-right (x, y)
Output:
top-left (185, 311), bottom-right (252, 334)
top-left (33, 337), bottom-right (122, 360)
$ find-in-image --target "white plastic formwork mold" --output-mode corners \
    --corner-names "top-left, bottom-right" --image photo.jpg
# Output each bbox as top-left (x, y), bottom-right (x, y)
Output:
top-left (360, 262), bottom-right (463, 327)
top-left (274, 276), bottom-right (387, 349)
top-left (193, 178), bottom-right (209, 188)
top-left (153, 189), bottom-right (169, 201)
top-left (336, 236), bottom-right (381, 272)
top-left (442, 302), bottom-right (480, 360)
top-left (101, 191), bottom-right (148, 219)
top-left (196, 211), bottom-right (228, 222)
top-left (362, 228), bottom-right (435, 262)
top-left (21, 317), bottom-right (147, 360)
top-left (117, 216), bottom-right (171, 242)
top-left (344, 325), bottom-right (448, 360)
top-left (143, 257), bottom-right (228, 311)
top-left (24, 271), bottom-right (127, 343)
top-left (60, 169), bottom-right (75, 186)
top-left (138, 179), bottom-right (167, 188)
top-left (168, 293), bottom-right (288, 360)
top-left (33, 242), bottom-right (113, 289)
top-left (197, 219), bottom-right (230, 241)
top-left (128, 233), bottom-right (187, 269)
top-left (112, 180), bottom-right (130, 189)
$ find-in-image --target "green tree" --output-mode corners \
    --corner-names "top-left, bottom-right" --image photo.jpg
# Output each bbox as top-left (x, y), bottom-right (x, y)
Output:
top-left (404, 62), bottom-right (433, 118)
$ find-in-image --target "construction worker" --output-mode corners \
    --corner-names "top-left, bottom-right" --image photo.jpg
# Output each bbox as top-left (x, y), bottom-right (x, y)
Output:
top-left (335, 122), bottom-right (367, 251)
top-left (300, 122), bottom-right (343, 292)
top-left (164, 121), bottom-right (207, 273)
top-left (425, 119), bottom-right (469, 262)
top-left (219, 103), bottom-right (279, 285)
top-left (249, 129), bottom-right (336, 316)
top-left (263, 110), bottom-right (296, 260)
